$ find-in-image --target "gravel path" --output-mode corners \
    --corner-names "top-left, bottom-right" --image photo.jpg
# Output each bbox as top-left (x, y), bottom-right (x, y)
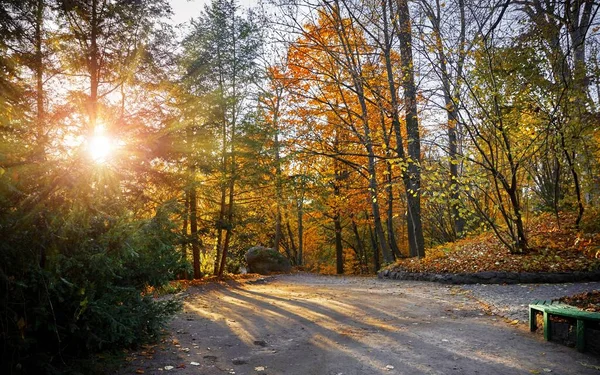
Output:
top-left (461, 281), bottom-right (600, 322)
top-left (117, 274), bottom-right (600, 375)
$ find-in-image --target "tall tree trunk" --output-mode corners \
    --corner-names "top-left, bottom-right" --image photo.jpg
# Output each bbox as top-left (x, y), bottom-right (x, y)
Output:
top-left (446, 105), bottom-right (465, 237)
top-left (334, 208), bottom-right (344, 275)
top-left (273, 102), bottom-right (283, 252)
top-left (350, 213), bottom-right (367, 272)
top-left (496, 119), bottom-right (528, 252)
top-left (296, 188), bottom-right (304, 266)
top-left (88, 0), bottom-right (99, 134)
top-left (378, 108), bottom-right (402, 259)
top-left (286, 220), bottom-right (297, 265)
top-left (561, 133), bottom-right (584, 227)
top-left (524, 0), bottom-right (594, 230)
top-left (564, 1), bottom-right (591, 227)
top-left (218, 180), bottom-right (234, 278)
top-left (185, 124), bottom-right (202, 278)
top-left (35, 0), bottom-right (45, 155)
top-left (189, 170), bottom-right (201, 279)
top-left (507, 185), bottom-right (528, 252)
top-left (396, 0), bottom-right (425, 258)
top-left (274, 199), bottom-right (282, 251)
top-left (369, 222), bottom-right (380, 273)
top-left (333, 141), bottom-right (344, 275)
top-left (383, 0), bottom-right (424, 256)
top-left (386, 180), bottom-right (401, 259)
top-left (218, 131), bottom-right (236, 278)
top-left (218, 9), bottom-right (238, 279)
top-left (432, 20), bottom-right (465, 237)
top-left (214, 187), bottom-right (226, 274)
top-left (567, 0), bottom-right (593, 91)
top-left (35, 0), bottom-right (46, 268)
top-left (366, 153), bottom-right (393, 263)
top-left (213, 39), bottom-right (228, 275)
top-left (182, 191), bottom-right (189, 280)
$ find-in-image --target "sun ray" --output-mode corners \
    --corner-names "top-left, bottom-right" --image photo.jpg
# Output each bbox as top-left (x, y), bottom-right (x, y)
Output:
top-left (88, 124), bottom-right (114, 163)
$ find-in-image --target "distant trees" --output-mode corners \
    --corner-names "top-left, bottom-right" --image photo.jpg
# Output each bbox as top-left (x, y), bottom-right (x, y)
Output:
top-left (516, 0), bottom-right (600, 227)
top-left (272, 0), bottom-right (429, 267)
top-left (451, 0), bottom-right (600, 251)
top-left (266, 0), bottom-right (600, 262)
top-left (179, 0), bottom-right (261, 278)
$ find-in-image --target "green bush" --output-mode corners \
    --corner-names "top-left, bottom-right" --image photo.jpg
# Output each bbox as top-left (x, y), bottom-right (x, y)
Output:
top-left (0, 192), bottom-right (184, 374)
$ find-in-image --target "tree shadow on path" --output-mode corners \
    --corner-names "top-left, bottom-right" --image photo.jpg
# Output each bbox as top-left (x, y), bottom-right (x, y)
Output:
top-left (117, 275), bottom-right (600, 375)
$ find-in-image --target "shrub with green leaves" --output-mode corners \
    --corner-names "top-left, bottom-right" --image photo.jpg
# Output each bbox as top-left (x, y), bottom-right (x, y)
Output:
top-left (0, 189), bottom-right (185, 374)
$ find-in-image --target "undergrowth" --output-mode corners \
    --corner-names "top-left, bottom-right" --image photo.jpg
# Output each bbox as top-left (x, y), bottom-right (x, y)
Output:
top-left (0, 198), bottom-right (185, 374)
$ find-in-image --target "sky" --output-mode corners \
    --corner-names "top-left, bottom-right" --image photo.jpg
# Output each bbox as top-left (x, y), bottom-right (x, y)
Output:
top-left (169, 0), bottom-right (260, 25)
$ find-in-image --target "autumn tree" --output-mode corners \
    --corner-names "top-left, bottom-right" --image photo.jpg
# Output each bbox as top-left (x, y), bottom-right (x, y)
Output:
top-left (283, 4), bottom-right (401, 269)
top-left (308, 0), bottom-right (427, 258)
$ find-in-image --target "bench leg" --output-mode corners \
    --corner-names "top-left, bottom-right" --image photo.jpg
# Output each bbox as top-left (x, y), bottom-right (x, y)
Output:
top-left (543, 311), bottom-right (551, 341)
top-left (576, 320), bottom-right (585, 352)
top-left (529, 308), bottom-right (537, 332)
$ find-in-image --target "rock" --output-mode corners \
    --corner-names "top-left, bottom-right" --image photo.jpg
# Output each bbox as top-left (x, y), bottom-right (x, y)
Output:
top-left (245, 246), bottom-right (291, 275)
top-left (477, 271), bottom-right (496, 280)
top-left (232, 357), bottom-right (249, 365)
top-left (253, 340), bottom-right (268, 347)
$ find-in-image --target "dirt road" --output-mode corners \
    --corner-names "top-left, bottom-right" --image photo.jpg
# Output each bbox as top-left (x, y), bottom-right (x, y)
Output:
top-left (117, 274), bottom-right (600, 375)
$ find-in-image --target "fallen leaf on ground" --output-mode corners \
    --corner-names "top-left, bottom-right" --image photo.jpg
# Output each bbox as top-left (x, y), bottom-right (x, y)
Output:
top-left (580, 362), bottom-right (600, 370)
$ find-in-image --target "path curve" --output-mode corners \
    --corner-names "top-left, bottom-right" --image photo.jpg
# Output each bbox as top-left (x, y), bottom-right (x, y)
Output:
top-left (117, 274), bottom-right (600, 375)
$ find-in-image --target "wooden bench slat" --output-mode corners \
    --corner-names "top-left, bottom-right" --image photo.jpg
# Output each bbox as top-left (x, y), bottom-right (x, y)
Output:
top-left (529, 300), bottom-right (600, 353)
top-left (529, 303), bottom-right (600, 321)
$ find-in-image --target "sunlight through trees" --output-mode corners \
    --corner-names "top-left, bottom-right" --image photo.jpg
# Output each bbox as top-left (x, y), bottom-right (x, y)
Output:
top-left (1, 0), bottom-right (600, 372)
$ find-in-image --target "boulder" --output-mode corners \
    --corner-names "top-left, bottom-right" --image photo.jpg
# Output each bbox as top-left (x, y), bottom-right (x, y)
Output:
top-left (245, 246), bottom-right (291, 275)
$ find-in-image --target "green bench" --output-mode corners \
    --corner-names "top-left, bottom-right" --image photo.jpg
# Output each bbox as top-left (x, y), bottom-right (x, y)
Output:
top-left (529, 299), bottom-right (600, 352)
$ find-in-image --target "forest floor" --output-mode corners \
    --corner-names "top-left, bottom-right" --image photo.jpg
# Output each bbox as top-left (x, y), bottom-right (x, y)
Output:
top-left (386, 212), bottom-right (600, 274)
top-left (114, 274), bottom-right (600, 375)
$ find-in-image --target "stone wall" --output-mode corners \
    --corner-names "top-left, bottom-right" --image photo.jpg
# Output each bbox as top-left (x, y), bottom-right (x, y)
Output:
top-left (377, 269), bottom-right (600, 284)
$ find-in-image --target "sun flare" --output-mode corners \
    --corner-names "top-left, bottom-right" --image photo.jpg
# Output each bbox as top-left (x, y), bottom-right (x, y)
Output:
top-left (88, 125), bottom-right (114, 163)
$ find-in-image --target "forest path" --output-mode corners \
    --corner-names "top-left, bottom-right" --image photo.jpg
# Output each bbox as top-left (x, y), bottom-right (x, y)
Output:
top-left (117, 274), bottom-right (600, 375)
